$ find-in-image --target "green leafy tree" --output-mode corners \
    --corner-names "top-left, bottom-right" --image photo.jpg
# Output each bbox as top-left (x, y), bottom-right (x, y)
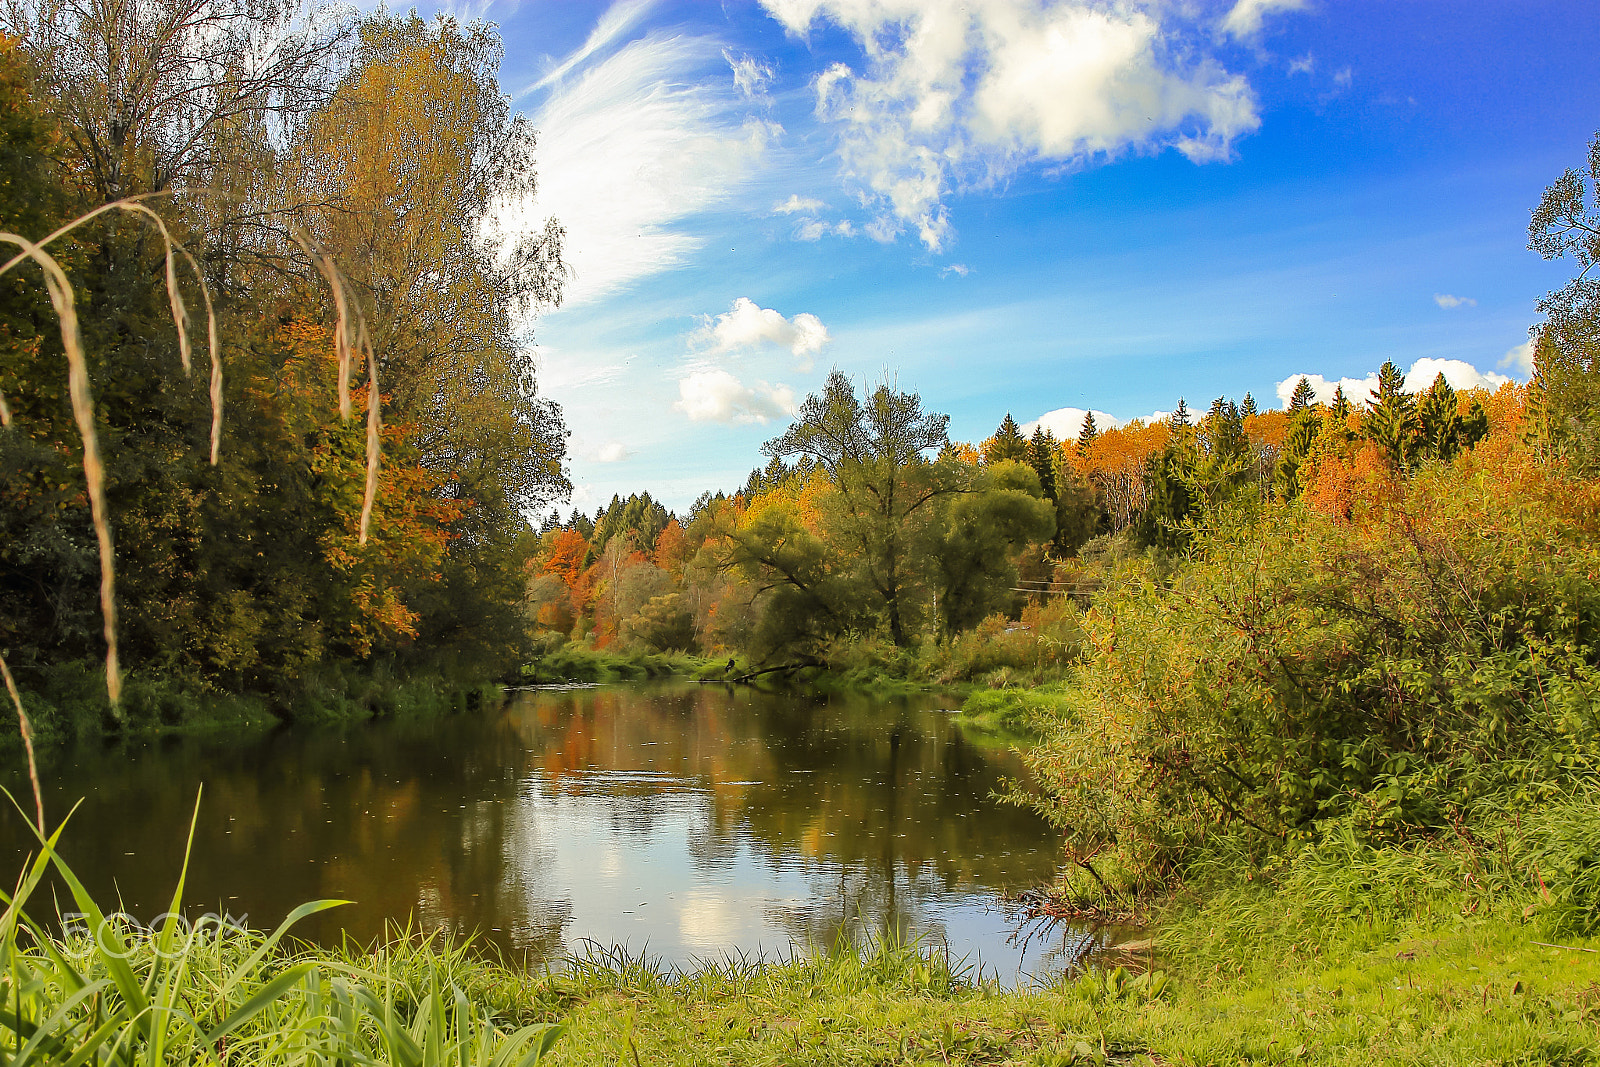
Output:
top-left (920, 461), bottom-right (1055, 635)
top-left (756, 371), bottom-right (955, 647)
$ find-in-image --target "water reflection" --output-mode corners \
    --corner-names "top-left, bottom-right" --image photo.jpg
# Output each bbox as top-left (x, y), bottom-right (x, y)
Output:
top-left (0, 683), bottom-right (1080, 978)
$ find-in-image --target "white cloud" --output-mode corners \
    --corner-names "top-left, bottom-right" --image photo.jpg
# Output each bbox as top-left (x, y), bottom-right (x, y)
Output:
top-left (513, 29), bottom-right (778, 306)
top-left (773, 194), bottom-right (827, 214)
top-left (795, 219), bottom-right (829, 241)
top-left (939, 263), bottom-right (970, 278)
top-left (1434, 293), bottom-right (1477, 309)
top-left (1221, 0), bottom-right (1308, 41)
top-left (692, 297), bottom-right (830, 368)
top-left (1500, 339), bottom-right (1534, 375)
top-left (1288, 52), bottom-right (1314, 76)
top-left (1274, 359), bottom-right (1511, 409)
top-left (725, 49), bottom-right (774, 99)
top-left (674, 369), bottom-right (797, 423)
top-left (596, 441), bottom-right (630, 463)
top-left (1333, 66), bottom-right (1353, 89)
top-left (763, 0), bottom-right (1261, 251)
top-left (1022, 407), bottom-right (1125, 441)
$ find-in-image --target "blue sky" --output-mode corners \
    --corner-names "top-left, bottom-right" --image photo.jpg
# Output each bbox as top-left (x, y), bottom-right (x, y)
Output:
top-left (459, 0), bottom-right (1599, 516)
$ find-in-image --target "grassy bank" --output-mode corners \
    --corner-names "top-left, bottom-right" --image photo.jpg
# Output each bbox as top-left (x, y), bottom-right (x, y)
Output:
top-left (6, 810), bottom-right (1598, 1066)
top-left (518, 637), bottom-right (720, 684)
top-left (15, 900), bottom-right (1594, 1066)
top-left (4, 658), bottom-right (506, 752)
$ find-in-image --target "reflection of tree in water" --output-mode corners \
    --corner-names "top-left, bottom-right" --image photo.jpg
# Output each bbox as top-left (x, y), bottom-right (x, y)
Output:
top-left (0, 682), bottom-right (1063, 969)
top-left (504, 684), bottom-right (1060, 889)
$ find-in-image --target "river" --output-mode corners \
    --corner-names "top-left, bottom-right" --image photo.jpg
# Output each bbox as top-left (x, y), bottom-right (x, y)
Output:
top-left (0, 681), bottom-right (1093, 982)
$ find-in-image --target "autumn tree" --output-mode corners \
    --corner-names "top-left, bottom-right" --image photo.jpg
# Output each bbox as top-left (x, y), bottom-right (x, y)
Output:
top-left (1526, 131), bottom-right (1600, 471)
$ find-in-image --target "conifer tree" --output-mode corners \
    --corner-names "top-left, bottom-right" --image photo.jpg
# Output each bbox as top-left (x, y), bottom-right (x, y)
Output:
top-left (1171, 398), bottom-right (1191, 430)
top-left (1077, 410), bottom-right (1099, 453)
top-left (1362, 361), bottom-right (1418, 467)
top-left (1241, 392), bottom-right (1258, 418)
top-left (984, 413), bottom-right (1029, 464)
top-left (1288, 376), bottom-right (1316, 412)
top-left (1275, 408), bottom-right (1321, 499)
top-left (1416, 372), bottom-right (1463, 462)
top-left (1330, 384), bottom-right (1352, 423)
top-left (1027, 426), bottom-right (1059, 501)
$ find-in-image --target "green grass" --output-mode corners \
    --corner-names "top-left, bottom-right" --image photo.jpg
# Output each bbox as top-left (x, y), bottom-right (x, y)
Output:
top-left (4, 659), bottom-right (507, 754)
top-left (518, 642), bottom-right (718, 684)
top-left (7, 820), bottom-right (1599, 1066)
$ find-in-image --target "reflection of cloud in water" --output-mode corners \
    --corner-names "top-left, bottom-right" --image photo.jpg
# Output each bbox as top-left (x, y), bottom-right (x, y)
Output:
top-left (675, 889), bottom-right (750, 949)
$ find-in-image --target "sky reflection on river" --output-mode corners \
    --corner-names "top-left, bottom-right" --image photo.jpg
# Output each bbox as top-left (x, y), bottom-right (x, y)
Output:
top-left (1, 682), bottom-right (1085, 980)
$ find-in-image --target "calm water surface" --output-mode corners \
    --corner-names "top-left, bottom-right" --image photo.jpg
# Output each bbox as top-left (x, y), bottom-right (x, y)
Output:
top-left (1, 683), bottom-right (1091, 980)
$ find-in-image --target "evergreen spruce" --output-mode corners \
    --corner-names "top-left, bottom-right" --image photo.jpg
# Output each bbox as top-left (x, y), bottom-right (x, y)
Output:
top-left (1027, 426), bottom-right (1059, 501)
top-left (1241, 392), bottom-right (1258, 418)
top-left (1362, 360), bottom-right (1419, 467)
top-left (985, 413), bottom-right (1029, 464)
top-left (1288, 376), bottom-right (1316, 412)
top-left (1077, 410), bottom-right (1100, 453)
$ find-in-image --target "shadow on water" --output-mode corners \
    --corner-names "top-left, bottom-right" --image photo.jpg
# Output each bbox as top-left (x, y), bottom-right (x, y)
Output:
top-left (0, 681), bottom-right (1100, 980)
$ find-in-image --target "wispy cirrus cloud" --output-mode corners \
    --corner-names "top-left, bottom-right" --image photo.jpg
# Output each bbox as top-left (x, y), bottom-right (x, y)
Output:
top-left (514, 23), bottom-right (779, 306)
top-left (1434, 293), bottom-right (1477, 308)
top-left (762, 0), bottom-right (1263, 252)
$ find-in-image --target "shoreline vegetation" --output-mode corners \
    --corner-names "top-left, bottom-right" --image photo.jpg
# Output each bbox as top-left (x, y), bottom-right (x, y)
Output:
top-left (9, 814), bottom-right (1600, 1066)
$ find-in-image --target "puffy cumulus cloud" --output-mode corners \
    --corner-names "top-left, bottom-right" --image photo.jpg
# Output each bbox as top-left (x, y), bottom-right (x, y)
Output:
top-left (1220, 0), bottom-right (1308, 41)
top-left (773, 194), bottom-right (827, 214)
top-left (674, 368), bottom-right (797, 423)
top-left (1274, 359), bottom-right (1511, 409)
top-left (693, 297), bottom-right (830, 368)
top-left (513, 30), bottom-right (778, 306)
top-left (1434, 293), bottom-right (1477, 309)
top-left (1023, 407), bottom-right (1126, 441)
top-left (1500, 339), bottom-right (1535, 375)
top-left (762, 0), bottom-right (1261, 251)
top-left (596, 441), bottom-right (630, 463)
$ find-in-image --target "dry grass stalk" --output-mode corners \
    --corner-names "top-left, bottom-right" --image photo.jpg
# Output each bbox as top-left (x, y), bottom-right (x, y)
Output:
top-left (0, 197), bottom-right (221, 711)
top-left (0, 229), bottom-right (121, 707)
top-left (0, 199), bottom-right (382, 721)
top-left (288, 227), bottom-right (381, 544)
top-left (0, 652), bottom-right (44, 835)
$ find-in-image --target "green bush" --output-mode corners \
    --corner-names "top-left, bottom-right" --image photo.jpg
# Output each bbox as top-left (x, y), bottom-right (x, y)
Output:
top-left (1016, 455), bottom-right (1600, 889)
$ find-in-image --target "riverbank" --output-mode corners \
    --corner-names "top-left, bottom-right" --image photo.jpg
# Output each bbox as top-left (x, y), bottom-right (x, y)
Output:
top-left (13, 891), bottom-right (1593, 1067)
top-left (3, 658), bottom-right (506, 754)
